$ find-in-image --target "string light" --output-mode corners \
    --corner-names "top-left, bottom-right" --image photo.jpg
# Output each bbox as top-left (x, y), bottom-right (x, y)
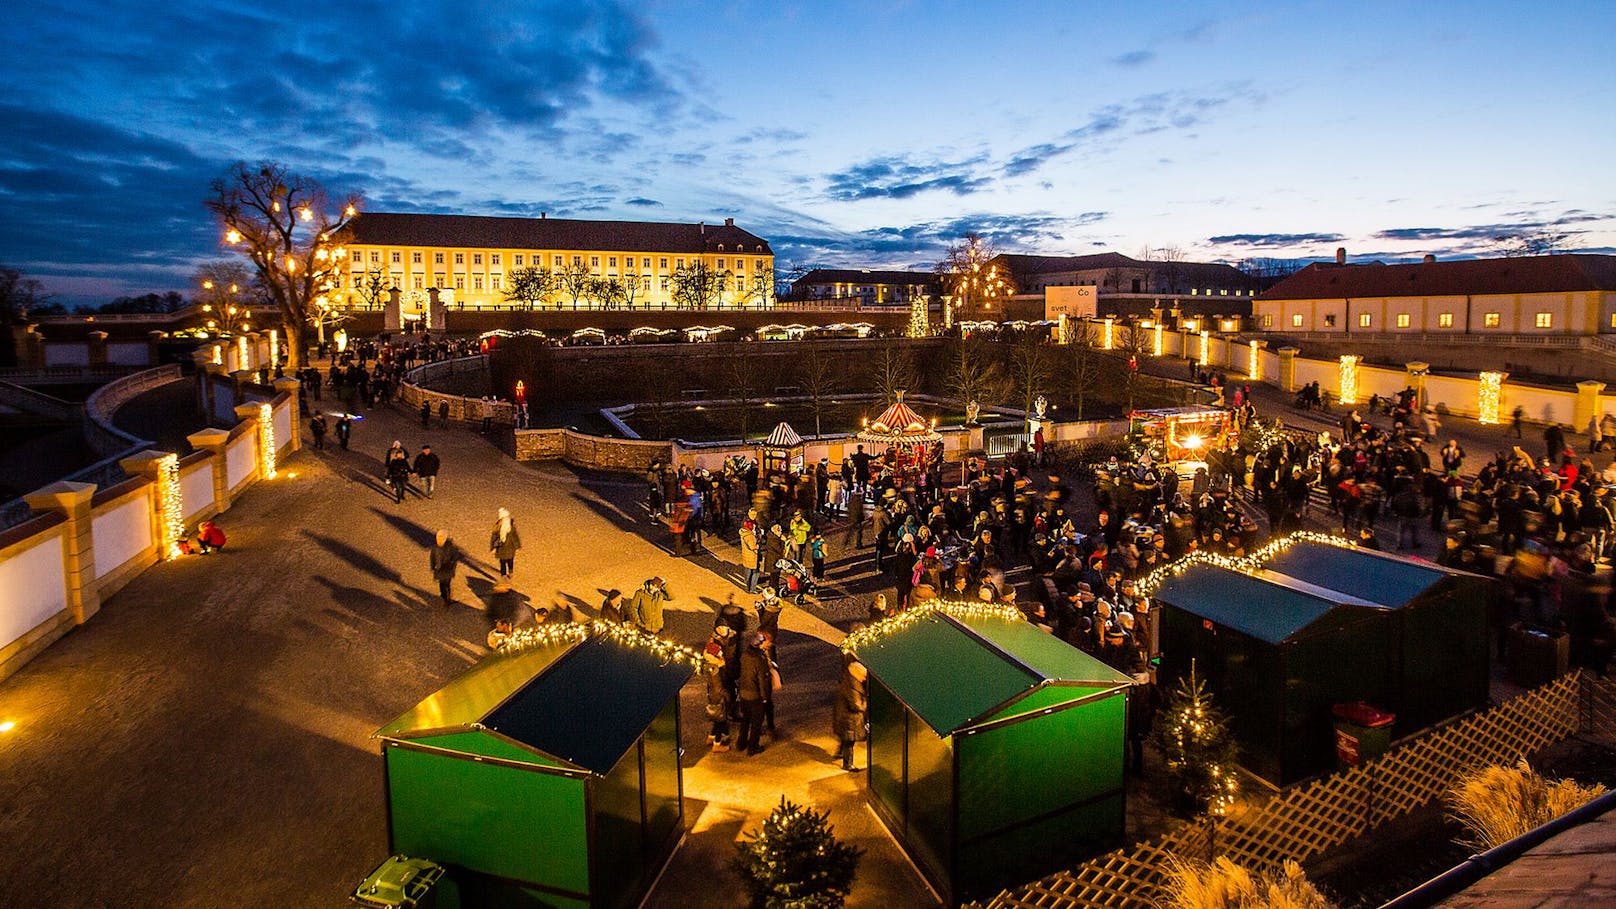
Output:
top-left (157, 453), bottom-right (185, 560)
top-left (268, 329), bottom-right (278, 366)
top-left (496, 620), bottom-right (704, 669)
top-left (1199, 329), bottom-right (1210, 367)
top-left (1478, 371), bottom-right (1506, 424)
top-left (258, 402), bottom-right (277, 479)
top-left (1339, 355), bottom-right (1361, 405)
top-left (236, 334), bottom-right (248, 368)
top-left (841, 598), bottom-right (1027, 655)
top-left (1153, 322), bottom-right (1164, 357)
top-left (1136, 531), bottom-right (1358, 598)
top-left (1248, 340), bottom-right (1262, 381)
top-left (1102, 317), bottom-right (1115, 350)
top-left (908, 294), bottom-right (929, 338)
top-left (225, 228), bottom-right (242, 244)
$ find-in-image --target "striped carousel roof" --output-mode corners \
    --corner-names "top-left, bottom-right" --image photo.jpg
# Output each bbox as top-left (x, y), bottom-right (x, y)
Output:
top-left (764, 421), bottom-right (803, 447)
top-left (859, 392), bottom-right (942, 444)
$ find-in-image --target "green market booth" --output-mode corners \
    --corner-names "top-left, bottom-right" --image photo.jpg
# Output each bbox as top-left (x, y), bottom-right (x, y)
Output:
top-left (850, 607), bottom-right (1133, 906)
top-left (1154, 540), bottom-right (1488, 786)
top-left (374, 630), bottom-right (694, 909)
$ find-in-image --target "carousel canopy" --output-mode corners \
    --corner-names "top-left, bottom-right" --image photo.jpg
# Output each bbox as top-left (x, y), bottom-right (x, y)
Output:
top-left (859, 393), bottom-right (942, 445)
top-left (763, 421), bottom-right (803, 448)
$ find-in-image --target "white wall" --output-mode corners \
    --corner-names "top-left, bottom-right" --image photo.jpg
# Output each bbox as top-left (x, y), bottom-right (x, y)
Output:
top-left (91, 494), bottom-right (153, 580)
top-left (0, 532), bottom-right (68, 651)
top-left (180, 463), bottom-right (215, 522)
top-left (226, 434), bottom-right (256, 489)
top-left (43, 343), bottom-right (90, 366)
top-left (106, 342), bottom-right (151, 366)
top-left (273, 400), bottom-right (292, 455)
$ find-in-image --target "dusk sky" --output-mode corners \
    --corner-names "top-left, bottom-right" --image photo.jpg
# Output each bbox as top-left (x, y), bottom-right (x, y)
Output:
top-left (4, 0), bottom-right (1613, 307)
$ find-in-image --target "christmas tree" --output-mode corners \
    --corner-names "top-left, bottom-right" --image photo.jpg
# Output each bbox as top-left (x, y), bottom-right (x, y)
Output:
top-left (1154, 664), bottom-right (1239, 818)
top-left (731, 797), bottom-right (863, 909)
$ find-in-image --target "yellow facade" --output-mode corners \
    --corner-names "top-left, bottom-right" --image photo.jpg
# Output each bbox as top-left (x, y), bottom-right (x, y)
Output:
top-left (1257, 291), bottom-right (1616, 335)
top-left (341, 242), bottom-right (774, 310)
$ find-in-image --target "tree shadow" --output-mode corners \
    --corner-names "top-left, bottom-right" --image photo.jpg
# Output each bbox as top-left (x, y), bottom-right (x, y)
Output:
top-left (366, 507), bottom-right (499, 579)
top-left (303, 531), bottom-right (402, 584)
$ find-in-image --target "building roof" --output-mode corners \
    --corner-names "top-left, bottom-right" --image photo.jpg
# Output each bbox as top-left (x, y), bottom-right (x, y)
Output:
top-left (763, 421), bottom-right (803, 448)
top-left (349, 211), bottom-right (772, 256)
top-left (1265, 540), bottom-right (1460, 607)
top-left (1256, 254), bottom-right (1616, 301)
top-left (376, 632), bottom-right (693, 775)
top-left (1154, 563), bottom-right (1383, 645)
top-left (997, 253), bottom-right (1258, 288)
top-left (794, 268), bottom-right (939, 286)
top-left (853, 611), bottom-right (1131, 736)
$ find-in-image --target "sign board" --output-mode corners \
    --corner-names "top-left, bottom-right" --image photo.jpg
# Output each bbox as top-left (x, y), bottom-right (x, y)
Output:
top-left (1045, 285), bottom-right (1098, 320)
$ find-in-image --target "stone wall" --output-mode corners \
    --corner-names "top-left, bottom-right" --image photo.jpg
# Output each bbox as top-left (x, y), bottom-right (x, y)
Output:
top-left (514, 428), bottom-right (565, 461)
top-left (399, 356), bottom-right (517, 425)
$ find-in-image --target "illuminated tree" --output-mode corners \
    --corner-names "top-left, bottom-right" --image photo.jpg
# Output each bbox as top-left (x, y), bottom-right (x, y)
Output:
top-left (352, 269), bottom-right (394, 310)
top-left (194, 262), bottom-right (255, 335)
top-left (205, 162), bottom-right (359, 369)
top-left (504, 266), bottom-right (554, 310)
top-left (741, 264), bottom-right (775, 309)
top-left (936, 232), bottom-right (1013, 325)
top-left (732, 798), bottom-right (862, 909)
top-left (1154, 666), bottom-right (1239, 818)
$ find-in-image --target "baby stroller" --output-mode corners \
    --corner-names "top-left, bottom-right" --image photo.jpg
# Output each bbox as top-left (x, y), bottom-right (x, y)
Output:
top-left (775, 558), bottom-right (817, 604)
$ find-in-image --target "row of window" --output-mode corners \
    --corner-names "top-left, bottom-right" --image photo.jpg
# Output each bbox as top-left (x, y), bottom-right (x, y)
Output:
top-left (1282, 311), bottom-right (1552, 329)
top-left (362, 249), bottom-right (765, 272)
top-left (352, 272), bottom-right (767, 294)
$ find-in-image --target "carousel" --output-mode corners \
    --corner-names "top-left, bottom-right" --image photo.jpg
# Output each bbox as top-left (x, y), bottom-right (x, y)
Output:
top-left (859, 392), bottom-right (943, 484)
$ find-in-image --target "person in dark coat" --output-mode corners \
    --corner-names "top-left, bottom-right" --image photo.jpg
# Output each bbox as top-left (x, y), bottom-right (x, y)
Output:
top-left (412, 445), bottom-right (440, 498)
top-left (832, 658), bottom-right (869, 771)
top-left (335, 413), bottom-right (352, 450)
top-left (384, 442), bottom-right (411, 503)
top-left (429, 530), bottom-right (459, 607)
top-left (600, 589), bottom-right (627, 624)
top-left (309, 412), bottom-right (327, 450)
top-left (702, 645), bottom-right (733, 752)
top-left (490, 507), bottom-right (521, 577)
top-left (736, 632), bottom-right (774, 755)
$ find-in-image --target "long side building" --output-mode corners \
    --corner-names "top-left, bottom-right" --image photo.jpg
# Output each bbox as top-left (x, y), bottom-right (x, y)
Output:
top-left (341, 212), bottom-right (775, 310)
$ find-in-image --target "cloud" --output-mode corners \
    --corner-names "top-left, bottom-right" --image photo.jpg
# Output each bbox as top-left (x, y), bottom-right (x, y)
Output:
top-left (625, 197), bottom-right (663, 207)
top-left (763, 212), bottom-right (1111, 270)
top-left (1207, 232), bottom-right (1346, 247)
top-left (1111, 50), bottom-right (1156, 66)
top-left (823, 154), bottom-right (993, 201)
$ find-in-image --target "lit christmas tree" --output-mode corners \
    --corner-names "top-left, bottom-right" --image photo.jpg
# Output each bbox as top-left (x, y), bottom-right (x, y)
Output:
top-left (1154, 664), bottom-right (1239, 818)
top-left (732, 797), bottom-right (863, 909)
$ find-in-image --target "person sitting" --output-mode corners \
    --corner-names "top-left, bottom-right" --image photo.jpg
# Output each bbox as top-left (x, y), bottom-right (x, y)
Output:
top-left (196, 519), bottom-right (227, 554)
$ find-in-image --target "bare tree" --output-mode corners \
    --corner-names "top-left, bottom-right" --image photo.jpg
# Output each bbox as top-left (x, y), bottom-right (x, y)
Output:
top-left (1150, 244), bottom-right (1187, 294)
top-left (671, 262), bottom-right (726, 310)
top-left (742, 264), bottom-right (775, 309)
top-left (1116, 323), bottom-right (1151, 412)
top-left (556, 260), bottom-right (593, 309)
top-left (504, 266), bottom-right (554, 310)
top-left (726, 348), bottom-right (764, 440)
top-left (352, 269), bottom-right (393, 310)
top-left (872, 341), bottom-right (918, 404)
top-left (944, 336), bottom-right (1003, 411)
top-left (1005, 334), bottom-right (1055, 428)
top-left (194, 261), bottom-right (256, 334)
top-left (936, 232), bottom-right (1013, 324)
top-left (205, 162), bottom-right (359, 369)
top-left (775, 261), bottom-right (812, 301)
top-left (1063, 322), bottom-right (1103, 419)
top-left (1492, 229), bottom-right (1576, 257)
top-left (798, 345), bottom-right (841, 438)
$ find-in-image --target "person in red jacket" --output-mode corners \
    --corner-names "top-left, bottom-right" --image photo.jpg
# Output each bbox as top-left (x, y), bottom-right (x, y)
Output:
top-left (196, 519), bottom-right (227, 554)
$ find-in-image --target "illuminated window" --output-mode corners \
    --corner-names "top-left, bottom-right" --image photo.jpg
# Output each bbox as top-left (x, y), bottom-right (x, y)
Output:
top-left (1484, 312), bottom-right (1501, 328)
top-left (370, 251), bottom-right (380, 263)
top-left (1610, 312), bottom-right (1616, 329)
top-left (1324, 314), bottom-right (1337, 328)
top-left (1261, 314), bottom-right (1273, 328)
top-left (1438, 312), bottom-right (1454, 327)
top-left (676, 258), bottom-right (685, 268)
top-left (1396, 313), bottom-right (1411, 328)
top-left (660, 258), bottom-right (669, 269)
top-left (491, 276), bottom-right (501, 291)
top-left (1191, 288), bottom-right (1199, 295)
top-left (1220, 289), bottom-right (1229, 295)
top-left (555, 255), bottom-right (564, 266)
top-left (473, 276), bottom-right (483, 292)
top-left (718, 258), bottom-right (727, 269)
top-left (491, 254), bottom-right (501, 265)
top-left (1536, 312), bottom-right (1553, 328)
top-left (608, 256), bottom-right (617, 267)
top-left (660, 277), bottom-right (670, 291)
top-left (472, 254), bottom-right (482, 265)
top-left (454, 253), bottom-right (464, 265)
top-left (413, 276), bottom-right (423, 290)
top-left (434, 253), bottom-right (444, 264)
top-left (514, 254), bottom-right (524, 266)
top-left (454, 276), bottom-right (465, 290)
top-left (1359, 313), bottom-right (1372, 328)
top-left (412, 252), bottom-right (422, 264)
top-left (391, 251), bottom-right (400, 263)
top-left (1291, 313), bottom-right (1304, 328)
top-left (434, 273), bottom-right (445, 286)
top-left (590, 256), bottom-right (599, 267)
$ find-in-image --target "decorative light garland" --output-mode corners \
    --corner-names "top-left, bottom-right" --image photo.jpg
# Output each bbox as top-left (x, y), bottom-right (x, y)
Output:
top-left (212, 344), bottom-right (222, 366)
top-left (1478, 370), bottom-right (1506, 424)
top-left (1199, 330), bottom-right (1211, 367)
top-left (268, 328), bottom-right (278, 366)
top-left (1136, 531), bottom-right (1358, 598)
top-left (496, 620), bottom-right (704, 669)
top-left (1338, 355), bottom-right (1361, 405)
top-left (258, 402), bottom-right (277, 479)
top-left (157, 453), bottom-right (185, 560)
top-left (1102, 317), bottom-right (1115, 350)
top-left (1153, 323), bottom-right (1164, 357)
top-left (841, 598), bottom-right (1027, 655)
top-left (1248, 340), bottom-right (1262, 381)
top-left (908, 294), bottom-right (929, 338)
top-left (237, 334), bottom-right (249, 370)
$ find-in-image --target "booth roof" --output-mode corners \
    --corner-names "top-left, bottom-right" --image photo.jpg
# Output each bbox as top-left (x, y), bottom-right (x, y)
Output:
top-left (376, 634), bottom-right (693, 775)
top-left (763, 421), bottom-right (803, 448)
top-left (858, 612), bottom-right (1130, 736)
top-left (1154, 563), bottom-right (1382, 645)
top-left (1265, 540), bottom-right (1460, 607)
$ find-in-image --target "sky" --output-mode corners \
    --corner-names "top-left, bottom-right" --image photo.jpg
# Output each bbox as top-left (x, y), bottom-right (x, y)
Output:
top-left (2, 0), bottom-right (1614, 307)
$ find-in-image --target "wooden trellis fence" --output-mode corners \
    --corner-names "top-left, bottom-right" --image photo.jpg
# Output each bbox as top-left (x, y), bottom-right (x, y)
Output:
top-left (974, 671), bottom-right (1594, 909)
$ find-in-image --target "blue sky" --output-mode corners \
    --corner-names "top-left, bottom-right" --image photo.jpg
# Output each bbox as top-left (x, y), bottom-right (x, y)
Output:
top-left (2, 0), bottom-right (1613, 306)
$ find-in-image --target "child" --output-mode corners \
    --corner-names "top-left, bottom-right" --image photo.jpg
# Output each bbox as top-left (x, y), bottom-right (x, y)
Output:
top-left (196, 519), bottom-right (227, 554)
top-left (809, 532), bottom-right (827, 581)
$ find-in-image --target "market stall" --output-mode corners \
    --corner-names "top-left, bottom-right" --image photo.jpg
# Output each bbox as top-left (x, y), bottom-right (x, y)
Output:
top-left (374, 629), bottom-right (694, 908)
top-left (848, 606), bottom-right (1132, 906)
top-left (759, 420), bottom-right (805, 475)
top-left (1127, 405), bottom-right (1233, 479)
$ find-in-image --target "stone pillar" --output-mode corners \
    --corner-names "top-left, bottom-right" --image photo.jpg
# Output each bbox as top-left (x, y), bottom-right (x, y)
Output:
top-left (273, 377), bottom-right (302, 455)
top-left (87, 331), bottom-right (109, 366)
top-left (1575, 380), bottom-right (1606, 433)
top-left (147, 330), bottom-right (167, 367)
top-left (187, 428), bottom-right (232, 511)
top-left (1404, 362), bottom-right (1430, 408)
top-left (1246, 339), bottom-right (1268, 380)
top-left (119, 451), bottom-right (173, 561)
top-left (1277, 347), bottom-right (1299, 393)
top-left (428, 291), bottom-right (447, 331)
top-left (23, 481), bottom-right (100, 624)
top-left (384, 287), bottom-right (403, 331)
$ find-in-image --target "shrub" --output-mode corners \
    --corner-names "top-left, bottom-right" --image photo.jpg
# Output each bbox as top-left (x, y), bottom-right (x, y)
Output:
top-left (731, 797), bottom-right (863, 909)
top-left (1163, 857), bottom-right (1337, 909)
top-left (1446, 760), bottom-right (1608, 852)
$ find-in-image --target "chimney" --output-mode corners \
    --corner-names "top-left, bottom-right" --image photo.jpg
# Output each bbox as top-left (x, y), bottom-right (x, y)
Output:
top-left (725, 217), bottom-right (734, 227)
top-left (699, 221), bottom-right (705, 236)
top-left (540, 212), bottom-right (546, 219)
top-left (1335, 247), bottom-right (1347, 265)
top-left (1423, 254), bottom-right (1436, 264)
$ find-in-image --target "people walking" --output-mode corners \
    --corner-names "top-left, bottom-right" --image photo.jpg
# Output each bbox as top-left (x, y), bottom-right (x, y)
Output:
top-left (429, 530), bottom-right (459, 607)
top-left (490, 507), bottom-right (521, 577)
top-left (385, 441), bottom-right (411, 503)
top-left (702, 643), bottom-right (733, 752)
top-left (412, 445), bottom-right (440, 498)
top-left (336, 413), bottom-right (352, 450)
top-left (832, 656), bottom-right (869, 771)
top-left (309, 412), bottom-right (327, 450)
top-left (628, 576), bottom-right (673, 636)
top-left (739, 511), bottom-right (763, 593)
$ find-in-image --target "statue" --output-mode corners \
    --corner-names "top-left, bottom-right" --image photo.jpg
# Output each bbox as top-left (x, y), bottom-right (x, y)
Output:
top-left (966, 400), bottom-right (981, 426)
top-left (1033, 395), bottom-right (1048, 421)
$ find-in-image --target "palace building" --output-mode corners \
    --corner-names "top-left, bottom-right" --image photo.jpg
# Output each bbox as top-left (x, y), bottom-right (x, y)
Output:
top-left (788, 268), bottom-right (939, 307)
top-left (341, 212), bottom-right (775, 309)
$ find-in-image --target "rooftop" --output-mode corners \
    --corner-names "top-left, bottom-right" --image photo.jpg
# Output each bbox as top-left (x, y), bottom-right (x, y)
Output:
top-left (1257, 253), bottom-right (1616, 301)
top-left (348, 211), bottom-right (773, 256)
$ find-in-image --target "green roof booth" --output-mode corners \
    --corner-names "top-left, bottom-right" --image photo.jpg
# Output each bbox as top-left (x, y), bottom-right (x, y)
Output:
top-left (1154, 542), bottom-right (1489, 787)
top-left (375, 631), bottom-right (694, 909)
top-left (851, 609), bottom-right (1133, 906)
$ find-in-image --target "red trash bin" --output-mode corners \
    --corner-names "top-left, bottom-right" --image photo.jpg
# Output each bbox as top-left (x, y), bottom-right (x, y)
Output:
top-left (1332, 701), bottom-right (1396, 769)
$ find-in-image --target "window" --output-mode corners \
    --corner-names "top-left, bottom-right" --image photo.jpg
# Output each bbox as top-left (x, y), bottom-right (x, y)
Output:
top-left (642, 277), bottom-right (651, 291)
top-left (453, 253), bottom-right (464, 265)
top-left (434, 273), bottom-right (445, 287)
top-left (413, 277), bottom-right (423, 290)
top-left (642, 258), bottom-right (651, 269)
top-left (412, 252), bottom-right (422, 264)
top-left (434, 253), bottom-right (444, 264)
top-left (659, 258), bottom-right (669, 269)
top-left (608, 256), bottom-right (617, 267)
top-left (473, 276), bottom-right (483, 292)
top-left (572, 255), bottom-right (582, 266)
top-left (590, 256), bottom-right (599, 267)
top-left (491, 253), bottom-right (501, 265)
top-left (514, 254), bottom-right (524, 266)
top-left (370, 251), bottom-right (380, 263)
top-left (1191, 288), bottom-right (1199, 295)
top-left (1438, 312), bottom-right (1454, 328)
top-left (454, 276), bottom-right (465, 290)
top-left (1359, 313), bottom-right (1372, 328)
top-left (1536, 312), bottom-right (1553, 328)
top-left (491, 276), bottom-right (501, 291)
top-left (555, 255), bottom-right (564, 266)
top-left (1396, 313), bottom-right (1411, 328)
top-left (1484, 312), bottom-right (1501, 328)
top-left (391, 251), bottom-right (401, 263)
top-left (676, 258), bottom-right (685, 268)
top-left (717, 258), bottom-right (726, 269)
top-left (1220, 289), bottom-right (1228, 296)
top-left (472, 253), bottom-right (482, 265)
top-left (389, 271), bottom-right (402, 288)
top-left (1323, 314), bottom-right (1337, 328)
top-left (1291, 314), bottom-right (1304, 328)
top-left (660, 278), bottom-right (670, 292)
top-left (1261, 314), bottom-right (1274, 328)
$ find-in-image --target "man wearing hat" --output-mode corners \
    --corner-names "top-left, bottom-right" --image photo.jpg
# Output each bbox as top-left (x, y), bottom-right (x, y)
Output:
top-left (702, 640), bottom-right (733, 752)
top-left (736, 632), bottom-right (774, 755)
top-left (628, 577), bottom-right (673, 637)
